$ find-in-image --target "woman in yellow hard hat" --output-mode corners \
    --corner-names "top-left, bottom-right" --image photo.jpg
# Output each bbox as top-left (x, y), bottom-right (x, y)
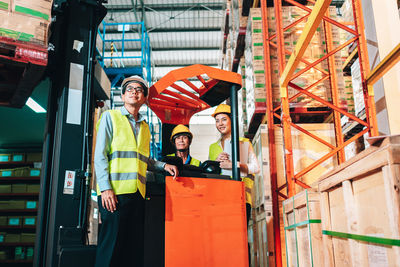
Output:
top-left (208, 103), bottom-right (260, 220)
top-left (168, 124), bottom-right (201, 167)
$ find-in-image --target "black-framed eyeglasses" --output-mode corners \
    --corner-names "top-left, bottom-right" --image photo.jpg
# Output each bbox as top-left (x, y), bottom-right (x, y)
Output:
top-left (125, 86), bottom-right (144, 94)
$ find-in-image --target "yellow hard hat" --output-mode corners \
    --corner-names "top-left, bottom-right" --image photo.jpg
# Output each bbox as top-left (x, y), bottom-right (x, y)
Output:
top-left (170, 124), bottom-right (193, 142)
top-left (211, 103), bottom-right (231, 117)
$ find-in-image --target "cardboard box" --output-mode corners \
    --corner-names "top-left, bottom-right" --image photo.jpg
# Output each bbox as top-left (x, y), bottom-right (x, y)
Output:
top-left (5, 233), bottom-right (20, 243)
top-left (0, 216), bottom-right (7, 226)
top-left (0, 11), bottom-right (50, 46)
top-left (12, 0), bottom-right (52, 21)
top-left (11, 184), bottom-right (27, 193)
top-left (0, 201), bottom-right (10, 209)
top-left (0, 184), bottom-right (11, 193)
top-left (252, 125), bottom-right (272, 208)
top-left (9, 200), bottom-right (25, 209)
top-left (20, 233), bottom-right (36, 243)
top-left (26, 152), bottom-right (42, 162)
top-left (26, 184), bottom-right (40, 193)
top-left (0, 0), bottom-right (10, 11)
top-left (13, 167), bottom-right (29, 177)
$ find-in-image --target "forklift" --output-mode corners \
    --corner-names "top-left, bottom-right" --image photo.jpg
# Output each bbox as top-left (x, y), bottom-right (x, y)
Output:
top-left (31, 1), bottom-right (249, 266)
top-left (144, 64), bottom-right (249, 266)
top-left (36, 63), bottom-right (250, 266)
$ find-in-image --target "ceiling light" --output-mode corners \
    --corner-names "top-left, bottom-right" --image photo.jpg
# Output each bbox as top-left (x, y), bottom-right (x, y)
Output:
top-left (26, 97), bottom-right (46, 113)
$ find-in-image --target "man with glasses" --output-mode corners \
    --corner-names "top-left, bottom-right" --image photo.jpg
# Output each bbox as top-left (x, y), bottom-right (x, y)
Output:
top-left (94, 75), bottom-right (178, 267)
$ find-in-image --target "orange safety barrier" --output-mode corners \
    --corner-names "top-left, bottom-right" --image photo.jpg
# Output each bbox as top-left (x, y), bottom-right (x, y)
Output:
top-left (165, 176), bottom-right (248, 267)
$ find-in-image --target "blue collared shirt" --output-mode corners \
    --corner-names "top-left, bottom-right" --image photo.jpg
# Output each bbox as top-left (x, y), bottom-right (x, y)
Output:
top-left (94, 106), bottom-right (165, 192)
top-left (184, 155), bottom-right (192, 165)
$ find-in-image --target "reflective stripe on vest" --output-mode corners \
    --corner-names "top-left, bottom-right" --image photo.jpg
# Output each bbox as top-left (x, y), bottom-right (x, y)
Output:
top-left (167, 153), bottom-right (201, 167)
top-left (190, 157), bottom-right (201, 167)
top-left (97, 109), bottom-right (150, 198)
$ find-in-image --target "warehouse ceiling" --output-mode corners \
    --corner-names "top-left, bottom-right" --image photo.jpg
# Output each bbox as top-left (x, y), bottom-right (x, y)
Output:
top-left (0, 0), bottom-right (348, 147)
top-left (101, 0), bottom-right (226, 82)
top-left (100, 0), bottom-right (345, 82)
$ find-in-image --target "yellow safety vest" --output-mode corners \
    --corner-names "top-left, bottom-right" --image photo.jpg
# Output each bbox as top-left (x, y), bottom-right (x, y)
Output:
top-left (167, 153), bottom-right (201, 167)
top-left (208, 138), bottom-right (255, 206)
top-left (96, 110), bottom-right (150, 198)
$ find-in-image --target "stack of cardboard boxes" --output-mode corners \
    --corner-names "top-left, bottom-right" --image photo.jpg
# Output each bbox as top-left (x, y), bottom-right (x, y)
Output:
top-left (244, 6), bottom-right (354, 122)
top-left (0, 0), bottom-right (52, 47)
top-left (238, 58), bottom-right (248, 137)
top-left (244, 8), bottom-right (266, 128)
top-left (0, 151), bottom-right (41, 262)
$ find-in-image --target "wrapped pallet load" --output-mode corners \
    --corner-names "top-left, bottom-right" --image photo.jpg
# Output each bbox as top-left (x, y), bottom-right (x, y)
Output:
top-left (244, 8), bottom-right (267, 129)
top-left (0, 0), bottom-right (53, 47)
top-left (238, 57), bottom-right (248, 137)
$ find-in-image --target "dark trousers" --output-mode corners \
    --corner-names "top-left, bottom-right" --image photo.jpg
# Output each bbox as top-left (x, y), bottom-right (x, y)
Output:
top-left (95, 192), bottom-right (145, 267)
top-left (246, 203), bottom-right (251, 267)
top-left (246, 203), bottom-right (251, 226)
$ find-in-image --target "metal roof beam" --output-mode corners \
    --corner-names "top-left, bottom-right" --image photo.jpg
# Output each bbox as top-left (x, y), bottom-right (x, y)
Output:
top-left (106, 3), bottom-right (224, 13)
top-left (101, 27), bottom-right (221, 34)
top-left (153, 63), bottom-right (219, 67)
top-left (103, 47), bottom-right (220, 52)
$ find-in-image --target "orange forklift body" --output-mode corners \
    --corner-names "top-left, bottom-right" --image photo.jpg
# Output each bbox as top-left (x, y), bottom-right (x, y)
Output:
top-left (146, 65), bottom-right (247, 266)
top-left (165, 176), bottom-right (249, 267)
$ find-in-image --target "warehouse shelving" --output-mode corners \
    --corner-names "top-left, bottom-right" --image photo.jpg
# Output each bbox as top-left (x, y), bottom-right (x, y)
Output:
top-left (255, 0), bottom-right (380, 266)
top-left (0, 259), bottom-right (33, 263)
top-left (0, 153), bottom-right (40, 265)
top-left (0, 226), bottom-right (35, 230)
top-left (0, 210), bottom-right (37, 214)
top-left (0, 193), bottom-right (39, 197)
top-left (0, 162), bottom-right (35, 166)
top-left (0, 178), bottom-right (40, 182)
top-left (0, 243), bottom-right (34, 246)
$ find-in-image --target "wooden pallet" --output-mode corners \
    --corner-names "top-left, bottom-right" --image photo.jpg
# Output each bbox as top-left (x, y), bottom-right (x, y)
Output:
top-left (318, 135), bottom-right (400, 267)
